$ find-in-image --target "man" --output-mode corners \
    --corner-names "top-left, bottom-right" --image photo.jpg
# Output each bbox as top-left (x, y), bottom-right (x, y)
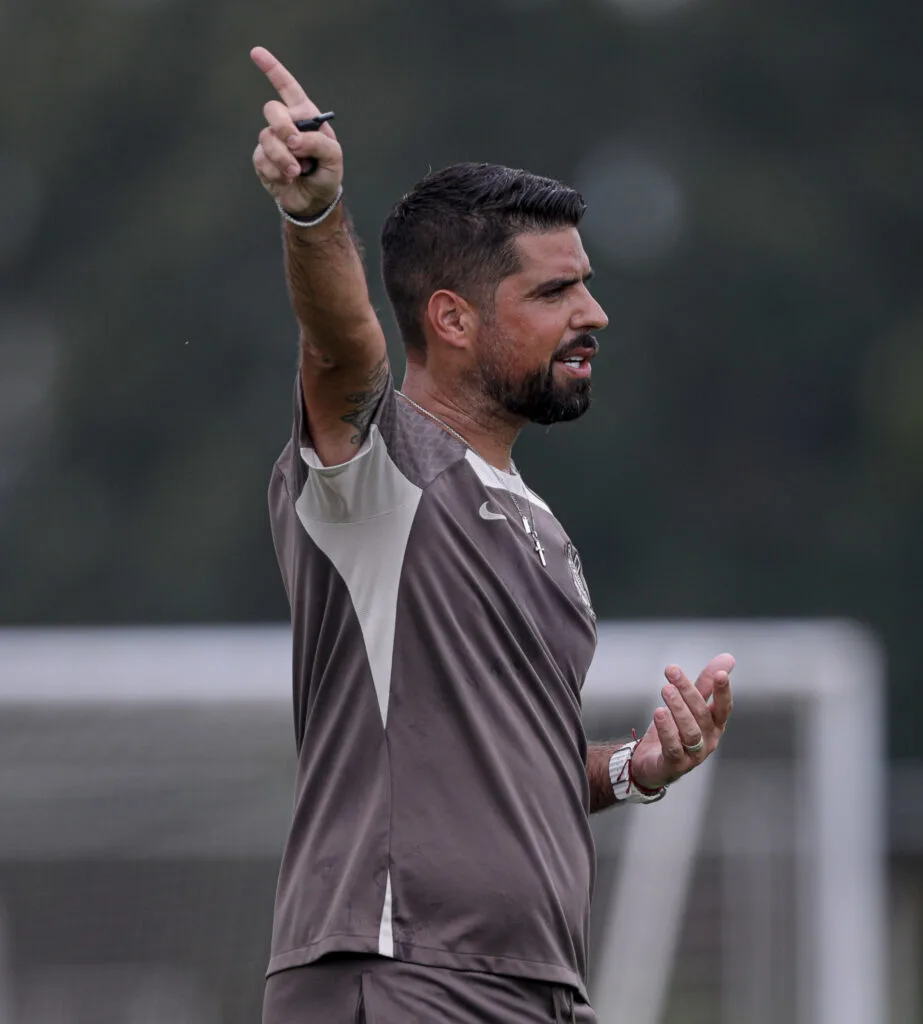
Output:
top-left (251, 45), bottom-right (734, 1024)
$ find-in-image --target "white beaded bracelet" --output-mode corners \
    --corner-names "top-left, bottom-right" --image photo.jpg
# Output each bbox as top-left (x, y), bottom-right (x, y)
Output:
top-left (276, 185), bottom-right (344, 228)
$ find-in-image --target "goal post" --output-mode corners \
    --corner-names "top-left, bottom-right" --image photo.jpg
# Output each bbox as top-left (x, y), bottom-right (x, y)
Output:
top-left (582, 620), bottom-right (887, 1024)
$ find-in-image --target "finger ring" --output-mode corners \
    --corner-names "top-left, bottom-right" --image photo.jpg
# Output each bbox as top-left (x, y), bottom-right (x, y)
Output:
top-left (683, 737), bottom-right (704, 754)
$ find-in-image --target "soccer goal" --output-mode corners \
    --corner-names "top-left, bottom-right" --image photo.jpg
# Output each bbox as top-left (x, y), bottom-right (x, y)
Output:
top-left (0, 620), bottom-right (886, 1024)
top-left (582, 620), bottom-right (886, 1024)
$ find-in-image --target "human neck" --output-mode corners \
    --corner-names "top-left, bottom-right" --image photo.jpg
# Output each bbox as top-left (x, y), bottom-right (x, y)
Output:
top-left (400, 363), bottom-right (522, 471)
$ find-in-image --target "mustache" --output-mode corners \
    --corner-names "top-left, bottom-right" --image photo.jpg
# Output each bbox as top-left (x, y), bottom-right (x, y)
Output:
top-left (553, 334), bottom-right (599, 360)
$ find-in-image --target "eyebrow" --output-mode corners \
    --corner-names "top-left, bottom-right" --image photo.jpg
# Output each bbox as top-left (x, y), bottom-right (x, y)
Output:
top-left (525, 269), bottom-right (595, 299)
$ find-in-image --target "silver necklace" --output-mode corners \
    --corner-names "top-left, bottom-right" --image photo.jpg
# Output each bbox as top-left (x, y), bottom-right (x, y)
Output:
top-left (398, 392), bottom-right (547, 567)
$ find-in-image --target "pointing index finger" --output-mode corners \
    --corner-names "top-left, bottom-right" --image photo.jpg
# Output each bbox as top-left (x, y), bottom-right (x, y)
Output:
top-left (250, 46), bottom-right (316, 114)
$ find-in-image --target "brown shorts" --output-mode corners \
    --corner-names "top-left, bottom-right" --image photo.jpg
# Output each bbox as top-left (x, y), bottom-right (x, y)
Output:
top-left (262, 955), bottom-right (596, 1024)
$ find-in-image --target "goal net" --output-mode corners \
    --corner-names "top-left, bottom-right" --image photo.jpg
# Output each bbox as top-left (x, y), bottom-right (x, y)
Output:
top-left (0, 621), bottom-right (886, 1024)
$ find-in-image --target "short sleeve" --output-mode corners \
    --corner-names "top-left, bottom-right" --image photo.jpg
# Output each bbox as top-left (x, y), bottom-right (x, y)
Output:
top-left (280, 371), bottom-right (416, 524)
top-left (272, 370), bottom-right (469, 527)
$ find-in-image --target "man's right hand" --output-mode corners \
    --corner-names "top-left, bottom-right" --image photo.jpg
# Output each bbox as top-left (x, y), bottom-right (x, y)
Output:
top-left (250, 46), bottom-right (387, 467)
top-left (250, 46), bottom-right (343, 217)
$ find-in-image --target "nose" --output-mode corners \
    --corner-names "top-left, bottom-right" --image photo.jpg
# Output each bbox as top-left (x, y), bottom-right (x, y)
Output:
top-left (574, 286), bottom-right (609, 332)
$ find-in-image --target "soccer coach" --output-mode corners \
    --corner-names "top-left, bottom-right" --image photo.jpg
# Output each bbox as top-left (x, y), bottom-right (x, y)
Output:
top-left (251, 46), bottom-right (734, 1024)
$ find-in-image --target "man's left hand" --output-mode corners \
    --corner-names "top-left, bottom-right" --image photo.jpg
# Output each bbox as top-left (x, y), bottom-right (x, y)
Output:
top-left (630, 653), bottom-right (735, 792)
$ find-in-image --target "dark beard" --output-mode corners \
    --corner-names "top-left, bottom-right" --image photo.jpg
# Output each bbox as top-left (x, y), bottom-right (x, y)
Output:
top-left (484, 365), bottom-right (592, 424)
top-left (480, 335), bottom-right (595, 425)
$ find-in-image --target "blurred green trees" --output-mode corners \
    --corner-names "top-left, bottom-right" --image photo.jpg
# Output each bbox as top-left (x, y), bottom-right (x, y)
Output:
top-left (0, 0), bottom-right (920, 752)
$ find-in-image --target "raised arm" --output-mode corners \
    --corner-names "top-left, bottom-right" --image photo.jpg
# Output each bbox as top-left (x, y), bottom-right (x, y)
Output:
top-left (251, 46), bottom-right (389, 466)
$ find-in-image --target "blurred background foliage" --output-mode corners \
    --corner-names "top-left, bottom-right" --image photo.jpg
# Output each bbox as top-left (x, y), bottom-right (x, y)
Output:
top-left (0, 0), bottom-right (920, 753)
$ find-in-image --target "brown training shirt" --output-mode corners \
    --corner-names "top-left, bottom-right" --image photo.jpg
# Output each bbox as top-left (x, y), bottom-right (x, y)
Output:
top-left (267, 375), bottom-right (599, 998)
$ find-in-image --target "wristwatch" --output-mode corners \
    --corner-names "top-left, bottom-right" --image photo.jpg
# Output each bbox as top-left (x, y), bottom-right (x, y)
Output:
top-left (608, 741), bottom-right (668, 804)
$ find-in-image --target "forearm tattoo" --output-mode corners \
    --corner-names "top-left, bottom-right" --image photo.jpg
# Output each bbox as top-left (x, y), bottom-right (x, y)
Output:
top-left (341, 356), bottom-right (389, 444)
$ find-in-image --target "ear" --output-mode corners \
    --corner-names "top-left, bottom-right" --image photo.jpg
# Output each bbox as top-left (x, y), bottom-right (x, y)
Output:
top-left (424, 290), bottom-right (479, 351)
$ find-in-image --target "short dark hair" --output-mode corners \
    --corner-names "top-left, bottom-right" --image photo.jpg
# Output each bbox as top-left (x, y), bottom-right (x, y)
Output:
top-left (381, 163), bottom-right (586, 354)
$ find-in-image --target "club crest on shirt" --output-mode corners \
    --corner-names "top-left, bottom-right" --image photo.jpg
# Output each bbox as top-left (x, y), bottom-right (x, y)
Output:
top-left (565, 542), bottom-right (595, 621)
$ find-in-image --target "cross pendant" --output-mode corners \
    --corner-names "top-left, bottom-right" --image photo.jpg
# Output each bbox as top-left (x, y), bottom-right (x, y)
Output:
top-left (520, 516), bottom-right (547, 567)
top-left (534, 535), bottom-right (547, 567)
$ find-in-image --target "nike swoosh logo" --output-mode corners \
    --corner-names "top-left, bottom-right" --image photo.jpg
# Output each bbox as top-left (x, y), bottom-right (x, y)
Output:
top-left (479, 501), bottom-right (507, 522)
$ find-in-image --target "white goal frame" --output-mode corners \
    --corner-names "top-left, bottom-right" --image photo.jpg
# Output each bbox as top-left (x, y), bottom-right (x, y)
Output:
top-left (0, 620), bottom-right (886, 1024)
